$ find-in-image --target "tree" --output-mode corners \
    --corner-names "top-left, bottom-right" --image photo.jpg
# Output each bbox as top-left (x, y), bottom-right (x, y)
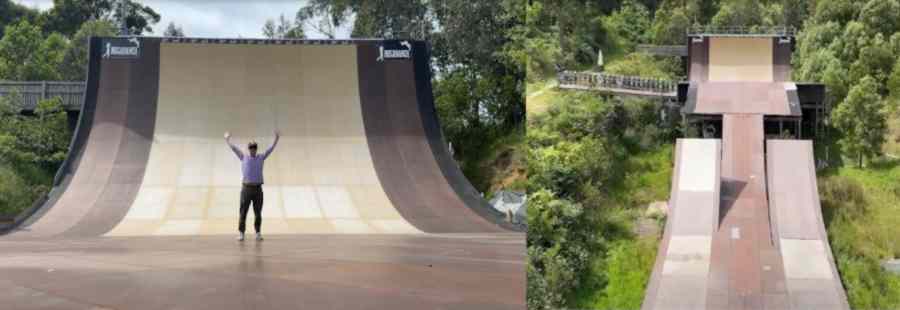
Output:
top-left (43, 0), bottom-right (160, 36)
top-left (59, 19), bottom-right (116, 81)
top-left (602, 0), bottom-right (652, 51)
top-left (262, 14), bottom-right (304, 39)
top-left (889, 60), bottom-right (900, 104)
top-left (163, 21), bottom-right (184, 37)
top-left (296, 3), bottom-right (350, 39)
top-left (0, 0), bottom-right (39, 35)
top-left (858, 0), bottom-right (899, 37)
top-left (0, 20), bottom-right (67, 81)
top-left (650, 2), bottom-right (693, 45)
top-left (710, 0), bottom-right (764, 28)
top-left (832, 76), bottom-right (888, 167)
top-left (0, 96), bottom-right (70, 170)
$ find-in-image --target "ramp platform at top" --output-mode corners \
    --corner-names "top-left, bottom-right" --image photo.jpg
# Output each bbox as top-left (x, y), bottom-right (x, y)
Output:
top-left (4, 37), bottom-right (518, 239)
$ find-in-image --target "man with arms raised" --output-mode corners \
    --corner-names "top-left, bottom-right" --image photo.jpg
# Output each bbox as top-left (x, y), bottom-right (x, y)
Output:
top-left (225, 130), bottom-right (280, 241)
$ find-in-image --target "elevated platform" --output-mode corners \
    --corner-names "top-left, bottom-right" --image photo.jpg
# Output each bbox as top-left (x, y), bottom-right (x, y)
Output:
top-left (684, 82), bottom-right (800, 116)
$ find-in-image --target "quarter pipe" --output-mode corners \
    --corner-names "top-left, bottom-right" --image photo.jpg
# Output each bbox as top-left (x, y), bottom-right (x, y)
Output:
top-left (5, 37), bottom-right (517, 238)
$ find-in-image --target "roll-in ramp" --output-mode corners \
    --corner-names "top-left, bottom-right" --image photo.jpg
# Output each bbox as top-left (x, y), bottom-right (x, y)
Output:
top-left (689, 36), bottom-right (794, 83)
top-left (6, 37), bottom-right (515, 239)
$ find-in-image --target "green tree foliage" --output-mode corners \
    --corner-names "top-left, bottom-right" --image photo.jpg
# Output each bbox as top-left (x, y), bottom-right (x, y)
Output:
top-left (293, 0), bottom-right (431, 40)
top-left (59, 19), bottom-right (116, 81)
top-left (858, 0), bottom-right (900, 37)
top-left (262, 13), bottom-right (305, 39)
top-left (527, 189), bottom-right (596, 309)
top-left (0, 95), bottom-right (68, 216)
top-left (0, 96), bottom-right (70, 170)
top-left (528, 137), bottom-right (616, 198)
top-left (782, 0), bottom-right (811, 30)
top-left (0, 20), bottom-right (68, 81)
top-left (163, 21), bottom-right (184, 37)
top-left (650, 0), bottom-right (703, 45)
top-left (0, 0), bottom-right (39, 35)
top-left (710, 0), bottom-right (763, 28)
top-left (889, 60), bottom-right (900, 105)
top-left (832, 76), bottom-right (887, 167)
top-left (519, 2), bottom-right (561, 81)
top-left (794, 0), bottom-right (900, 165)
top-left (43, 0), bottom-right (160, 36)
top-left (604, 53), bottom-right (679, 79)
top-left (602, 0), bottom-right (652, 52)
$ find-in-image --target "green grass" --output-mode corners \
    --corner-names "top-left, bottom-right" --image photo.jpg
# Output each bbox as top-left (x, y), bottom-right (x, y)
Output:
top-left (608, 144), bottom-right (674, 208)
top-left (570, 234), bottom-right (659, 310)
top-left (819, 159), bottom-right (900, 309)
top-left (527, 79), bottom-right (559, 117)
top-left (567, 144), bottom-right (672, 309)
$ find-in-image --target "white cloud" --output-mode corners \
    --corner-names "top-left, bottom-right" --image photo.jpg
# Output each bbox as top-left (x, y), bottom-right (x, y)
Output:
top-left (12, 0), bottom-right (352, 39)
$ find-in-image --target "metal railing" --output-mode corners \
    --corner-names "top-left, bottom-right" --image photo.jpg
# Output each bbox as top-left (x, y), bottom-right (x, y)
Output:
top-left (557, 71), bottom-right (678, 97)
top-left (0, 81), bottom-right (85, 111)
top-left (635, 44), bottom-right (688, 57)
top-left (687, 25), bottom-right (796, 37)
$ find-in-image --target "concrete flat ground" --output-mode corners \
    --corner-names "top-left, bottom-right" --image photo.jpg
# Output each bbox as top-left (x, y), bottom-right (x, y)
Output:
top-left (0, 234), bottom-right (525, 310)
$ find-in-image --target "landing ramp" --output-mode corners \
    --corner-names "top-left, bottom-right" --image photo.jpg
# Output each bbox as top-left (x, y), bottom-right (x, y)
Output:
top-left (767, 140), bottom-right (849, 310)
top-left (642, 138), bottom-right (720, 310)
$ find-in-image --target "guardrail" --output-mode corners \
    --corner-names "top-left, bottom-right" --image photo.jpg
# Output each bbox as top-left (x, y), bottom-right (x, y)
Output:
top-left (557, 71), bottom-right (677, 97)
top-left (687, 25), bottom-right (796, 37)
top-left (0, 81), bottom-right (85, 111)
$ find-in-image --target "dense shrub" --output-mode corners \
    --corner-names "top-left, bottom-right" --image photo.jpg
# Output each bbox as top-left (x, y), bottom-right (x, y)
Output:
top-left (0, 96), bottom-right (70, 216)
top-left (527, 189), bottom-right (596, 309)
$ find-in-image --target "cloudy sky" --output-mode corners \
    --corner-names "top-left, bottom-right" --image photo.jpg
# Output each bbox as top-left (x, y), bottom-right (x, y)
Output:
top-left (12, 0), bottom-right (351, 39)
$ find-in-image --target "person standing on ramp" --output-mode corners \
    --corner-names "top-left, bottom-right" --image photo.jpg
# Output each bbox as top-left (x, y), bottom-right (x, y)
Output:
top-left (225, 130), bottom-right (280, 241)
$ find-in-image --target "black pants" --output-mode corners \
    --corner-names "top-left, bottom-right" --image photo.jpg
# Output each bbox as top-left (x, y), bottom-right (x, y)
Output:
top-left (239, 185), bottom-right (263, 233)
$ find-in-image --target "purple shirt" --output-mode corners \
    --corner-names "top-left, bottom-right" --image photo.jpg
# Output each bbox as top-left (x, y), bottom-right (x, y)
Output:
top-left (227, 136), bottom-right (278, 185)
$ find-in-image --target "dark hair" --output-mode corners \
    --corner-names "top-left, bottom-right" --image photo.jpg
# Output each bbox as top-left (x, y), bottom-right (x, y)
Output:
top-left (248, 141), bottom-right (258, 149)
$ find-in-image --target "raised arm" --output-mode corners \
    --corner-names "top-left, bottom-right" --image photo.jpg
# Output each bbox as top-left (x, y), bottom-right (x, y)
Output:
top-left (262, 130), bottom-right (280, 159)
top-left (224, 132), bottom-right (243, 159)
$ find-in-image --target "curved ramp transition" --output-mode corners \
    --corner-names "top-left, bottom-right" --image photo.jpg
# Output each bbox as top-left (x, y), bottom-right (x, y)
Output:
top-left (7, 37), bottom-right (514, 238)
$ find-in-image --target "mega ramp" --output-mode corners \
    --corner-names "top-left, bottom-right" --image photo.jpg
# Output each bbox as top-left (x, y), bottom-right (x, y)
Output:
top-left (647, 33), bottom-right (848, 309)
top-left (6, 37), bottom-right (514, 238)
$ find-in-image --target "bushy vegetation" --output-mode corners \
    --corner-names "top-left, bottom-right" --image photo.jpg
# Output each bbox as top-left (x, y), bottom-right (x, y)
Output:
top-left (819, 161), bottom-right (900, 309)
top-left (527, 86), bottom-right (675, 308)
top-left (793, 0), bottom-right (900, 167)
top-left (0, 0), bottom-right (132, 217)
top-left (0, 96), bottom-right (70, 216)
